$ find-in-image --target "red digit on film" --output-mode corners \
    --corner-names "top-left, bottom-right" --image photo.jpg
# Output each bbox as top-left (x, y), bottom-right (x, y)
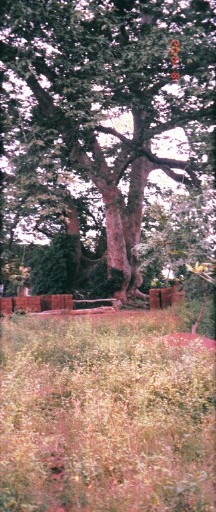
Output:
top-left (170, 47), bottom-right (179, 55)
top-left (171, 39), bottom-right (180, 47)
top-left (171, 56), bottom-right (180, 64)
top-left (171, 72), bottom-right (180, 80)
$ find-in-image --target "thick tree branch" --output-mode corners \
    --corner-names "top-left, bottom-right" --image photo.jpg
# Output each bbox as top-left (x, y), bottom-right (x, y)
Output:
top-left (91, 137), bottom-right (111, 182)
top-left (96, 124), bottom-right (189, 168)
top-left (34, 223), bottom-right (54, 239)
top-left (33, 55), bottom-right (59, 84)
top-left (26, 74), bottom-right (55, 111)
top-left (0, 42), bottom-right (58, 83)
top-left (115, 154), bottom-right (200, 187)
top-left (158, 165), bottom-right (200, 187)
top-left (113, 147), bottom-right (131, 183)
top-left (149, 106), bottom-right (214, 139)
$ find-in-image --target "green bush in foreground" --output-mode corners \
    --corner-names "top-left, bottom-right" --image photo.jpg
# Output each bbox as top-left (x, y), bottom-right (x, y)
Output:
top-left (0, 311), bottom-right (215, 512)
top-left (176, 298), bottom-right (215, 339)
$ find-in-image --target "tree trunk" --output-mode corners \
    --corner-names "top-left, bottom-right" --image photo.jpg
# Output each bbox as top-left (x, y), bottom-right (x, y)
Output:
top-left (103, 185), bottom-right (131, 302)
top-left (123, 157), bottom-right (151, 298)
top-left (101, 153), bottom-right (152, 302)
top-left (123, 111), bottom-right (153, 299)
top-left (63, 196), bottom-right (82, 281)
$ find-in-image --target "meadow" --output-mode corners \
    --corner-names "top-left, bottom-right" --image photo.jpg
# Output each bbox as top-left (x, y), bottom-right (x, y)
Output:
top-left (0, 309), bottom-right (215, 512)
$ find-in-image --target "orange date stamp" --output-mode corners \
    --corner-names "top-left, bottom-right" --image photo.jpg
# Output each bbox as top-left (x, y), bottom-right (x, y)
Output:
top-left (170, 39), bottom-right (180, 81)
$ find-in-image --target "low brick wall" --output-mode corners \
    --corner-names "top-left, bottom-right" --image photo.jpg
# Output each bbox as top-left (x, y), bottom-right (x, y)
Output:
top-left (149, 288), bottom-right (161, 309)
top-left (50, 294), bottom-right (73, 311)
top-left (149, 286), bottom-right (184, 310)
top-left (0, 289), bottom-right (184, 315)
top-left (0, 297), bottom-right (13, 315)
top-left (13, 296), bottom-right (42, 313)
top-left (0, 294), bottom-right (73, 314)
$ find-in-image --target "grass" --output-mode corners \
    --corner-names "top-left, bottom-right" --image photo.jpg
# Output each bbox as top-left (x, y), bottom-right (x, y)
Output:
top-left (0, 309), bottom-right (215, 512)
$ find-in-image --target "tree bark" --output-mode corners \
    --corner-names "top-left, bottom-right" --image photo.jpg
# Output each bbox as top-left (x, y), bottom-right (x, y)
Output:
top-left (102, 185), bottom-right (131, 302)
top-left (124, 156), bottom-right (152, 297)
top-left (123, 111), bottom-right (153, 299)
top-left (95, 110), bottom-right (154, 303)
top-left (62, 196), bottom-right (82, 280)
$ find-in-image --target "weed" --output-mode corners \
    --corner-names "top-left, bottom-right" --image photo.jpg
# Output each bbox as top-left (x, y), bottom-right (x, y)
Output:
top-left (0, 309), bottom-right (215, 512)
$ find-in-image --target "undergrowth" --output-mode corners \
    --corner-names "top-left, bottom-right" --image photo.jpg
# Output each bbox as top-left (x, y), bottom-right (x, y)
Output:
top-left (176, 298), bottom-right (215, 339)
top-left (0, 309), bottom-right (215, 512)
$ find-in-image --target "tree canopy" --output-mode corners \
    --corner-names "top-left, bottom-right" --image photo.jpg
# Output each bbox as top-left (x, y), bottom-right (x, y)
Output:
top-left (0, 0), bottom-right (215, 300)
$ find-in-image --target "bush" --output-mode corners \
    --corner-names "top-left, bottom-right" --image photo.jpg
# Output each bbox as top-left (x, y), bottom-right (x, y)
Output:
top-left (87, 259), bottom-right (124, 298)
top-left (177, 298), bottom-right (215, 339)
top-left (28, 233), bottom-right (80, 295)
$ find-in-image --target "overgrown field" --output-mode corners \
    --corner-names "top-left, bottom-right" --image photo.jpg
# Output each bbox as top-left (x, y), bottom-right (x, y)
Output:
top-left (0, 310), bottom-right (215, 512)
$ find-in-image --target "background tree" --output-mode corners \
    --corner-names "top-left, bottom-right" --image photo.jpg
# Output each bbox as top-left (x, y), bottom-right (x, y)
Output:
top-left (138, 183), bottom-right (215, 284)
top-left (0, 0), bottom-right (215, 301)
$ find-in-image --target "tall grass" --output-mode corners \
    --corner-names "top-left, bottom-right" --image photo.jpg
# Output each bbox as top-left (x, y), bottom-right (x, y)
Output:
top-left (0, 310), bottom-right (215, 512)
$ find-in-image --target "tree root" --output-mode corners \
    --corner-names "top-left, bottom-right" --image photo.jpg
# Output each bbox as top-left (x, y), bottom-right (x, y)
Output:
top-left (133, 289), bottom-right (149, 301)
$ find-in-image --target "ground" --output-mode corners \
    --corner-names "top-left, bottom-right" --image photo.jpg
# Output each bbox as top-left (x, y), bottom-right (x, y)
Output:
top-left (1, 308), bottom-right (215, 512)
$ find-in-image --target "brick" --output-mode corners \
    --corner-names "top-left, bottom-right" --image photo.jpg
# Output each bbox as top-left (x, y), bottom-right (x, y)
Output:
top-left (51, 294), bottom-right (65, 310)
top-left (171, 290), bottom-right (185, 305)
top-left (149, 289), bottom-right (161, 309)
top-left (13, 297), bottom-right (29, 311)
top-left (62, 294), bottom-right (73, 310)
top-left (27, 296), bottom-right (41, 312)
top-left (40, 295), bottom-right (52, 311)
top-left (0, 298), bottom-right (13, 314)
top-left (161, 288), bottom-right (172, 308)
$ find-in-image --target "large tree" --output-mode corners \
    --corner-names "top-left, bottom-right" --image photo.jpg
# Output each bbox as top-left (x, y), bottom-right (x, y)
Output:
top-left (0, 0), bottom-right (214, 301)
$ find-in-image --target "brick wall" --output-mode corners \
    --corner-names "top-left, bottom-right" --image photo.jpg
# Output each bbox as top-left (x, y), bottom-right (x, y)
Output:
top-left (0, 289), bottom-right (183, 315)
top-left (149, 288), bottom-right (161, 309)
top-left (0, 294), bottom-right (73, 315)
top-left (149, 286), bottom-right (184, 310)
top-left (0, 298), bottom-right (13, 315)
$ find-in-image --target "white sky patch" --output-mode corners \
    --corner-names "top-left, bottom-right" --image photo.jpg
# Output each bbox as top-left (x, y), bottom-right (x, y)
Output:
top-left (149, 127), bottom-right (190, 190)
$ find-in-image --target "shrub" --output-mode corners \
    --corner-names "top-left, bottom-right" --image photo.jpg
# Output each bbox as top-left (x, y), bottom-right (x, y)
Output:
top-left (176, 298), bottom-right (215, 339)
top-left (28, 233), bottom-right (80, 295)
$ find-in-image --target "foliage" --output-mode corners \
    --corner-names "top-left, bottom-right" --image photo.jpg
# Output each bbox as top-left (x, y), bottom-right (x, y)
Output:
top-left (86, 259), bottom-right (125, 298)
top-left (0, 311), bottom-right (215, 511)
top-left (2, 256), bottom-right (30, 296)
top-left (176, 298), bottom-right (215, 340)
top-left (27, 233), bottom-right (79, 295)
top-left (186, 260), bottom-right (216, 285)
top-left (138, 185), bottom-right (215, 284)
top-left (140, 261), bottom-right (167, 293)
top-left (0, 0), bottom-right (215, 297)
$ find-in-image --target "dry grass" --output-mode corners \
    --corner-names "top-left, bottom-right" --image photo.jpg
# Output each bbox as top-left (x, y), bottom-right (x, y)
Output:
top-left (0, 309), bottom-right (215, 512)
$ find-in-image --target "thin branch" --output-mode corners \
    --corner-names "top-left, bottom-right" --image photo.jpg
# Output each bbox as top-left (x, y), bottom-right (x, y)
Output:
top-left (149, 106), bottom-right (214, 139)
top-left (95, 125), bottom-right (131, 145)
top-left (34, 217), bottom-right (58, 238)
